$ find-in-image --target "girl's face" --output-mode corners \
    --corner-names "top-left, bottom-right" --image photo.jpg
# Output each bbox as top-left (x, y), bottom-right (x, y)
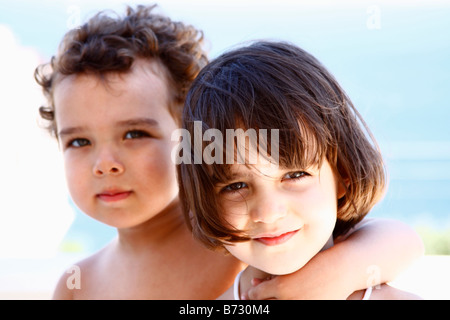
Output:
top-left (53, 60), bottom-right (179, 229)
top-left (215, 157), bottom-right (344, 275)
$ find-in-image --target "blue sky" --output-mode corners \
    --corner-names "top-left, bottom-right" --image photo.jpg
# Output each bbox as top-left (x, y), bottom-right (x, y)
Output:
top-left (3, 0), bottom-right (449, 140)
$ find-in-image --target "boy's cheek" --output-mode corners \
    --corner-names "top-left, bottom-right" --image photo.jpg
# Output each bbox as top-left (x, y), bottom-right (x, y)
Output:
top-left (143, 142), bottom-right (177, 172)
top-left (63, 159), bottom-right (88, 195)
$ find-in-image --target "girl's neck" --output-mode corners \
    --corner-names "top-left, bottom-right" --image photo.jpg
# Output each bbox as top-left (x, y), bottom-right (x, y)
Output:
top-left (239, 235), bottom-right (335, 299)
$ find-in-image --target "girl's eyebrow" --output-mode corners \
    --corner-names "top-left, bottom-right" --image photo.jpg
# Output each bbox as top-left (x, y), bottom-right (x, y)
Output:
top-left (214, 168), bottom-right (270, 185)
top-left (227, 171), bottom-right (250, 181)
top-left (213, 165), bottom-right (317, 184)
top-left (212, 170), bottom-right (250, 185)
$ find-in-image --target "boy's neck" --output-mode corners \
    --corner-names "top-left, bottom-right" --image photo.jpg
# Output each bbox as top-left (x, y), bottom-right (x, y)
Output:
top-left (116, 197), bottom-right (186, 252)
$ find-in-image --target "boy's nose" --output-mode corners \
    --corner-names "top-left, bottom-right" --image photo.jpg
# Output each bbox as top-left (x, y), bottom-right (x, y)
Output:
top-left (249, 191), bottom-right (288, 224)
top-left (93, 149), bottom-right (125, 177)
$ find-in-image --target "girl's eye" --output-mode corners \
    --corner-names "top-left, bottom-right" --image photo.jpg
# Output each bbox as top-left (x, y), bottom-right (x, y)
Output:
top-left (222, 182), bottom-right (248, 193)
top-left (68, 138), bottom-right (90, 148)
top-left (124, 130), bottom-right (151, 140)
top-left (283, 171), bottom-right (309, 181)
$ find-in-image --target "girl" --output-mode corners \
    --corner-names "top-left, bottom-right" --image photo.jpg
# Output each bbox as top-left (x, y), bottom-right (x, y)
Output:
top-left (178, 41), bottom-right (422, 299)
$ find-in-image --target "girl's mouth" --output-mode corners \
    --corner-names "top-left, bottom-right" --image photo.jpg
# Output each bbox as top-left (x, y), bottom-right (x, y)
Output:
top-left (254, 229), bottom-right (300, 246)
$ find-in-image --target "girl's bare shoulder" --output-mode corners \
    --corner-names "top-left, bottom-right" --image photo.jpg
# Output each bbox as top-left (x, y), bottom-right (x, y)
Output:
top-left (370, 284), bottom-right (422, 300)
top-left (348, 284), bottom-right (422, 300)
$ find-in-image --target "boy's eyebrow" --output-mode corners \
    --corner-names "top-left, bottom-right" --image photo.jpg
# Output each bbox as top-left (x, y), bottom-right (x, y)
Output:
top-left (58, 126), bottom-right (85, 137)
top-left (58, 118), bottom-right (160, 137)
top-left (116, 117), bottom-right (160, 128)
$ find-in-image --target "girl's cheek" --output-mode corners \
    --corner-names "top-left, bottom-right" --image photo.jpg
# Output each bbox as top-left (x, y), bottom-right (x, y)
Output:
top-left (221, 204), bottom-right (249, 230)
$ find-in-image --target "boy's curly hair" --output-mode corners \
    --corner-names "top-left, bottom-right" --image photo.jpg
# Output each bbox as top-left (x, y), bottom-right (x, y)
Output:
top-left (35, 4), bottom-right (207, 136)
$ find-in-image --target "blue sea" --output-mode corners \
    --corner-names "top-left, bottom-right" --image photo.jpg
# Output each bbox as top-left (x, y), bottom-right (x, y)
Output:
top-left (1, 1), bottom-right (448, 254)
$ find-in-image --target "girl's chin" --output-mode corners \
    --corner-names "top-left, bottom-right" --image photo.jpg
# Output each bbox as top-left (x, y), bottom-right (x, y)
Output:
top-left (254, 259), bottom-right (310, 276)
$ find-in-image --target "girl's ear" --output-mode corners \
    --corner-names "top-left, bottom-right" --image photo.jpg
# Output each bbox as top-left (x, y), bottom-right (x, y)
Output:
top-left (337, 177), bottom-right (350, 200)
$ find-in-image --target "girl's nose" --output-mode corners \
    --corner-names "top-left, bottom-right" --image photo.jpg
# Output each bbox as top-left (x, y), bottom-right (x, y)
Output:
top-left (93, 148), bottom-right (125, 177)
top-left (249, 191), bottom-right (288, 224)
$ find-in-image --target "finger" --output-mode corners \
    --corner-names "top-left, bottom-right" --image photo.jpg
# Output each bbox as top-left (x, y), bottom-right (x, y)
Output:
top-left (247, 277), bottom-right (278, 300)
top-left (240, 278), bottom-right (264, 300)
top-left (251, 278), bottom-right (264, 286)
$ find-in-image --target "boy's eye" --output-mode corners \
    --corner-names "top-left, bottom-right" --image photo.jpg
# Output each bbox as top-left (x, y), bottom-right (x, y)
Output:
top-left (222, 182), bottom-right (248, 193)
top-left (68, 138), bottom-right (90, 148)
top-left (124, 130), bottom-right (151, 140)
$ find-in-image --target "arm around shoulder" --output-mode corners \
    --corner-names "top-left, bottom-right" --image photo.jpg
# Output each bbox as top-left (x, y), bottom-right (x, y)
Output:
top-left (335, 218), bottom-right (425, 286)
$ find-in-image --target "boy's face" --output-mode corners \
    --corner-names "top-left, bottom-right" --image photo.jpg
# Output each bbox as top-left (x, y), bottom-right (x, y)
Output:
top-left (215, 157), bottom-right (344, 275)
top-left (53, 59), bottom-right (179, 228)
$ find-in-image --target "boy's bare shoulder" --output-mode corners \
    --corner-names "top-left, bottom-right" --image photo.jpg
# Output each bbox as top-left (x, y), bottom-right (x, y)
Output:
top-left (52, 245), bottom-right (112, 300)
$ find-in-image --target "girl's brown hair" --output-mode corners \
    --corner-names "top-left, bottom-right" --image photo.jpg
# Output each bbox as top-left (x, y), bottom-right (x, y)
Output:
top-left (178, 41), bottom-right (387, 251)
top-left (35, 4), bottom-right (207, 136)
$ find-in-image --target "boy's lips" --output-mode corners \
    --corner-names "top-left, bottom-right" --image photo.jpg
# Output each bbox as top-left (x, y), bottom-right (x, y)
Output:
top-left (96, 190), bottom-right (132, 202)
top-left (253, 229), bottom-right (300, 246)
